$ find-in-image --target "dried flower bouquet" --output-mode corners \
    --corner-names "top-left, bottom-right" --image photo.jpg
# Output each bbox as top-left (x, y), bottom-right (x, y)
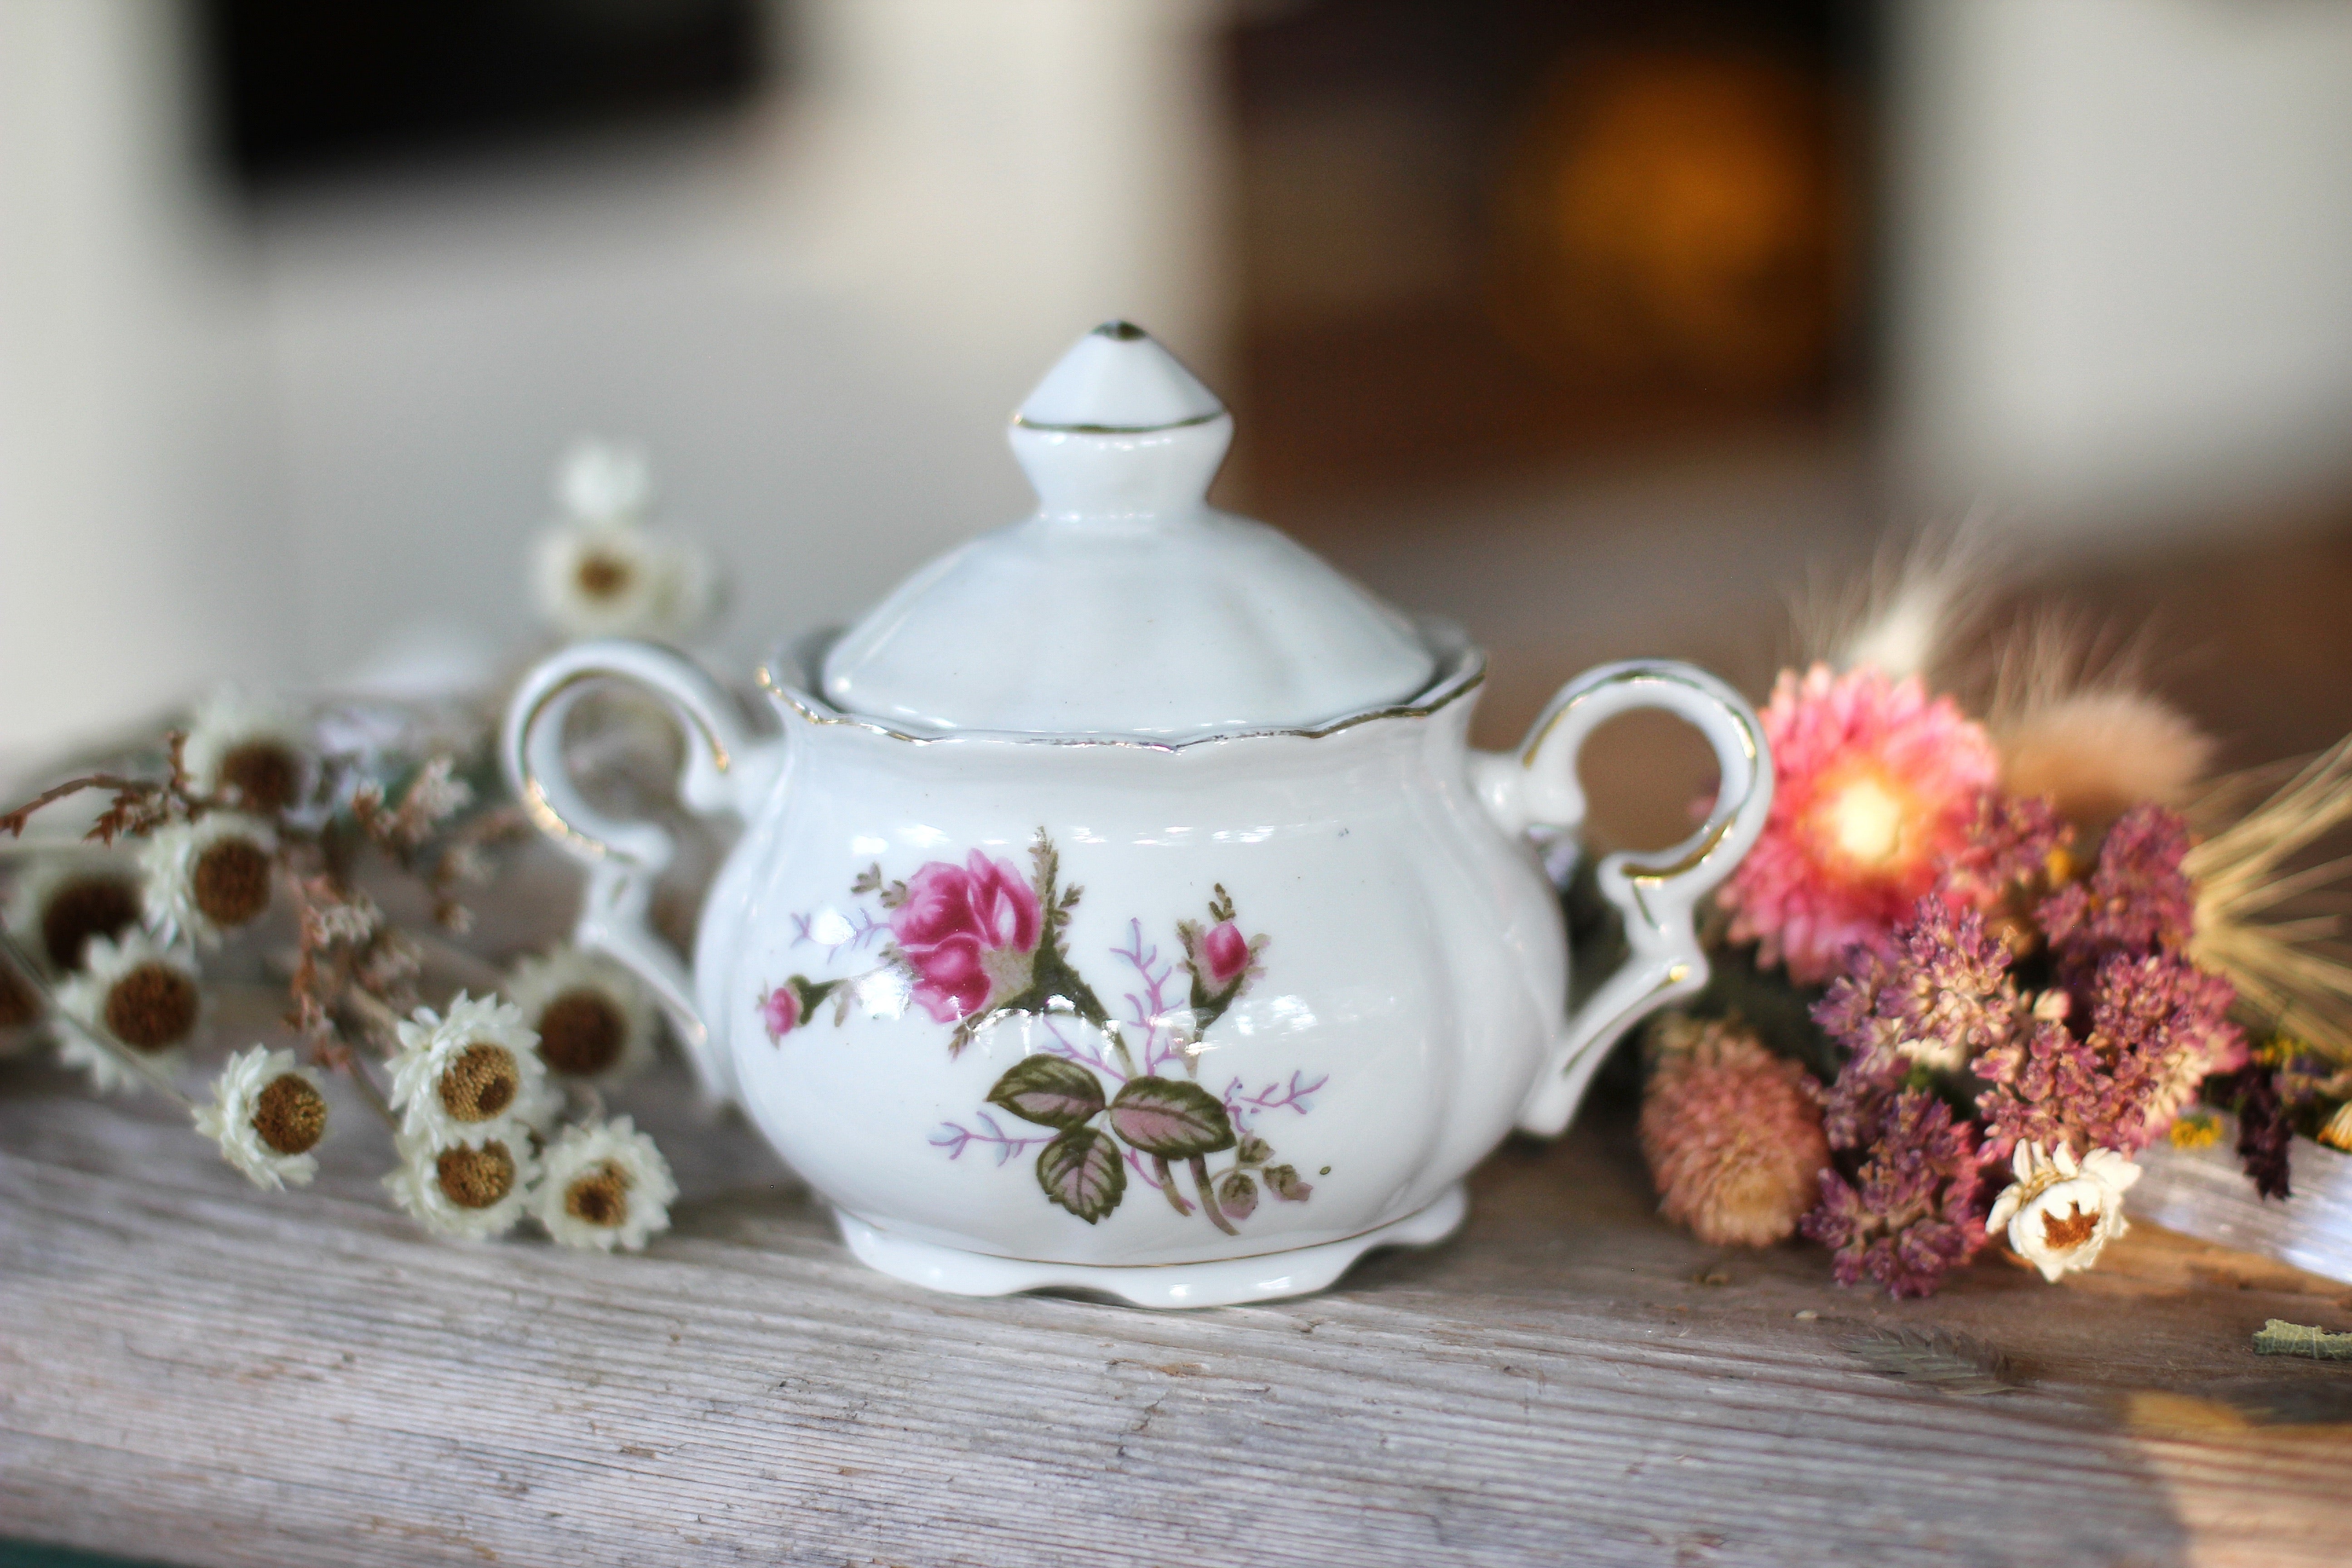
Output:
top-left (1637, 535), bottom-right (2352, 1295)
top-left (0, 442), bottom-right (718, 1256)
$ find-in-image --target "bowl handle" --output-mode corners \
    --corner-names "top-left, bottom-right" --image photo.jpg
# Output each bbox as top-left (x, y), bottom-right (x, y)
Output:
top-left (1478, 660), bottom-right (1774, 1137)
top-left (500, 638), bottom-right (772, 1104)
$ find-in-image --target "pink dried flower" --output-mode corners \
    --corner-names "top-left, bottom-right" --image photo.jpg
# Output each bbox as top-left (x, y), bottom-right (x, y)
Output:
top-left (1801, 1087), bottom-right (1988, 1298)
top-left (1639, 1018), bottom-right (1831, 1247)
top-left (2038, 803), bottom-right (2195, 966)
top-left (1719, 664), bottom-right (2000, 982)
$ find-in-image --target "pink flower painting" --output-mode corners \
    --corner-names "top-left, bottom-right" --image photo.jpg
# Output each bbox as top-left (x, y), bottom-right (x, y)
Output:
top-left (1199, 921), bottom-right (1251, 989)
top-left (760, 985), bottom-right (800, 1041)
top-left (889, 851), bottom-right (1043, 1024)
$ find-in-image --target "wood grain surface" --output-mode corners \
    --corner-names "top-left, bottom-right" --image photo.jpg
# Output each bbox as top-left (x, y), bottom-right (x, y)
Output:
top-left (6, 1050), bottom-right (2352, 1568)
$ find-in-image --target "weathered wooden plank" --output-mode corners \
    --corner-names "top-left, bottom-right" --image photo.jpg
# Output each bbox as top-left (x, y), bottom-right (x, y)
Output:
top-left (6, 1055), bottom-right (2352, 1568)
top-left (2136, 1119), bottom-right (2352, 1284)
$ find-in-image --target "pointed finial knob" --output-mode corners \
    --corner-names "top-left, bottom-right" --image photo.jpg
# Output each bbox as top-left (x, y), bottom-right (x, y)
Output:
top-left (1014, 321), bottom-right (1225, 434)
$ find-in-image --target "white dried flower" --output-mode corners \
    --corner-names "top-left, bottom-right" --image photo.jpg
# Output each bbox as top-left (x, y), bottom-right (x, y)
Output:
top-left (558, 439), bottom-right (652, 522)
top-left (1985, 1140), bottom-right (2142, 1283)
top-left (52, 930), bottom-right (202, 1091)
top-left (386, 991), bottom-right (555, 1146)
top-left (504, 945), bottom-right (657, 1084)
top-left (181, 690), bottom-right (313, 815)
top-left (534, 441), bottom-right (711, 641)
top-left (193, 1046), bottom-right (328, 1190)
top-left (401, 755), bottom-right (474, 830)
top-left (5, 851), bottom-right (143, 974)
top-left (384, 1128), bottom-right (538, 1240)
top-left (531, 1115), bottom-right (677, 1252)
top-left (139, 813), bottom-right (276, 945)
top-left (531, 518), bottom-right (715, 642)
top-left (306, 892), bottom-right (381, 946)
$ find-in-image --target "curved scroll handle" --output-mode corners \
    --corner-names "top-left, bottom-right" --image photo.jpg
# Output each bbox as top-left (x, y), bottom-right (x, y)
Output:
top-left (1478, 660), bottom-right (1774, 1137)
top-left (500, 639), bottom-right (770, 1104)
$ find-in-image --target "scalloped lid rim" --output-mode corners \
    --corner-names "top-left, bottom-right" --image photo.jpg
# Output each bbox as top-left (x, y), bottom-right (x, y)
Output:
top-left (816, 323), bottom-right (1442, 740)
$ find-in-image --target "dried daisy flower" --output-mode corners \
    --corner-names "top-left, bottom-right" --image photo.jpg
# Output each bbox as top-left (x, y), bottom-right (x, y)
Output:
top-left (138, 812), bottom-right (276, 946)
top-left (5, 852), bottom-right (143, 973)
top-left (181, 690), bottom-right (313, 815)
top-left (387, 991), bottom-right (554, 1146)
top-left (193, 1046), bottom-right (328, 1190)
top-left (532, 1115), bottom-right (678, 1252)
top-left (504, 945), bottom-right (656, 1083)
top-left (1640, 1016), bottom-right (1829, 1246)
top-left (531, 441), bottom-right (714, 642)
top-left (1984, 1140), bottom-right (2141, 1282)
top-left (1718, 664), bottom-right (2001, 982)
top-left (384, 1128), bottom-right (538, 1240)
top-left (52, 931), bottom-right (202, 1091)
top-left (2185, 735), bottom-right (2352, 1063)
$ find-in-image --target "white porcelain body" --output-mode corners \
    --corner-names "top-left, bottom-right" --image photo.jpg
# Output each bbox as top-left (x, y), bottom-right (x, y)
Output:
top-left (716, 657), bottom-right (1553, 1264)
top-left (504, 634), bottom-right (1770, 1298)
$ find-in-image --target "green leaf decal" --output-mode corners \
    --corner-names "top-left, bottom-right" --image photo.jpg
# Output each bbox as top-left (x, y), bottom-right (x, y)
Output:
top-left (1107, 1076), bottom-right (1236, 1158)
top-left (985, 1055), bottom-right (1106, 1129)
top-left (1036, 1127), bottom-right (1126, 1222)
top-left (1264, 1164), bottom-right (1314, 1201)
top-left (1215, 1168), bottom-right (1259, 1221)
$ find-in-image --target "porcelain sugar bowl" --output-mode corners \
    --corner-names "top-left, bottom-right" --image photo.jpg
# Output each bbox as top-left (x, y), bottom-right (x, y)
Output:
top-left (503, 323), bottom-right (1772, 1307)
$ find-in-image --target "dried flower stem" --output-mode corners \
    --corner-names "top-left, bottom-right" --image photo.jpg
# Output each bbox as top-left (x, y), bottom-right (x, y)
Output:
top-left (2188, 736), bottom-right (2352, 1063)
top-left (337, 985), bottom-right (407, 1054)
top-left (341, 1053), bottom-right (402, 1133)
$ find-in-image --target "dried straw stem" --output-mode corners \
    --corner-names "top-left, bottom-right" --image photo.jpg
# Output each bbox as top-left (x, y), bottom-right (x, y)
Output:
top-left (2187, 735), bottom-right (2352, 1062)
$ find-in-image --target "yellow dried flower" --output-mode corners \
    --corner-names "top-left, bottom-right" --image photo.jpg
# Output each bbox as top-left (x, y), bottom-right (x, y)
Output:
top-left (2167, 1112), bottom-right (2223, 1151)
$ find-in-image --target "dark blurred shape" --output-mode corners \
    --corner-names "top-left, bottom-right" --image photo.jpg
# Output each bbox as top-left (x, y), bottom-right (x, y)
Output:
top-left (197, 0), bottom-right (769, 186)
top-left (1226, 0), bottom-right (1871, 515)
top-left (1490, 52), bottom-right (1854, 394)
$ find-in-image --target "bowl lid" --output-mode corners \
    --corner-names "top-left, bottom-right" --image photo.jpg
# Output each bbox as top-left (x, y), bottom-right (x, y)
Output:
top-left (818, 323), bottom-right (1439, 740)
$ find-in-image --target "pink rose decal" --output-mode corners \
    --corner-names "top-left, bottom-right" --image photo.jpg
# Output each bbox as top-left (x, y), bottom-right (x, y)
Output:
top-left (890, 851), bottom-right (1043, 1024)
top-left (761, 985), bottom-right (801, 1041)
top-left (1200, 921), bottom-right (1251, 989)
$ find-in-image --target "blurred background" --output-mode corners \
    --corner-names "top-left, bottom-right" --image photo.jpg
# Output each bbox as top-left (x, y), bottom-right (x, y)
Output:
top-left (6, 0), bottom-right (2352, 834)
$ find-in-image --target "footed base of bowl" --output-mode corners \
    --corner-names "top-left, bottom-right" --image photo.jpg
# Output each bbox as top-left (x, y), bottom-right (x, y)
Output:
top-left (834, 1183), bottom-right (1469, 1308)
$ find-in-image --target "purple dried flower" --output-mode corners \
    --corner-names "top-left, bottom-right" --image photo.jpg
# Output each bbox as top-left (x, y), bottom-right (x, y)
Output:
top-left (1976, 949), bottom-right (2240, 1156)
top-left (2209, 1066), bottom-right (2293, 1200)
top-left (2038, 804), bottom-right (2195, 966)
top-left (1811, 897), bottom-right (2024, 1078)
top-left (1939, 791), bottom-right (2072, 914)
top-left (1801, 1088), bottom-right (1987, 1298)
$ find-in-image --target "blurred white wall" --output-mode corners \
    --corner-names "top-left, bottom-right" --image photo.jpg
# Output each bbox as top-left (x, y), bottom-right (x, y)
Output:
top-left (0, 0), bottom-right (284, 755)
top-left (1889, 0), bottom-right (2352, 538)
top-left (0, 0), bottom-right (1235, 758)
